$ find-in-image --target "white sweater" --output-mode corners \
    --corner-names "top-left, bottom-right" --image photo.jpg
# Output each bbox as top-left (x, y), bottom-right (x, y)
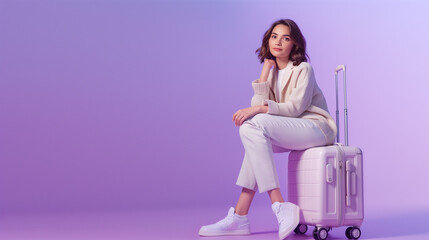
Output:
top-left (251, 60), bottom-right (337, 145)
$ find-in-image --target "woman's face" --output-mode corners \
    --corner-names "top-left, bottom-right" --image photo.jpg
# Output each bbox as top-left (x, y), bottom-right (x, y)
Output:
top-left (268, 24), bottom-right (294, 61)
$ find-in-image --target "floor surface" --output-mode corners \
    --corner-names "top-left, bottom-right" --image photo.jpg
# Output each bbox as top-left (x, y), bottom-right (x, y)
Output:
top-left (0, 205), bottom-right (428, 240)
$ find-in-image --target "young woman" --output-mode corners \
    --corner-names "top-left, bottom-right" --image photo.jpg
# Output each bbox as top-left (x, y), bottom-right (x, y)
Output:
top-left (199, 19), bottom-right (337, 240)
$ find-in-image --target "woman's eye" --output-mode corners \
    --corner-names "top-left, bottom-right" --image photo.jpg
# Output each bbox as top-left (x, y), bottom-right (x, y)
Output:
top-left (283, 37), bottom-right (290, 42)
top-left (271, 35), bottom-right (276, 39)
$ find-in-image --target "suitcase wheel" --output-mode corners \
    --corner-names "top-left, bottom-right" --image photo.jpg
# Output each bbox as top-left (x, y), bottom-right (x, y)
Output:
top-left (345, 226), bottom-right (361, 239)
top-left (313, 227), bottom-right (329, 240)
top-left (294, 224), bottom-right (308, 234)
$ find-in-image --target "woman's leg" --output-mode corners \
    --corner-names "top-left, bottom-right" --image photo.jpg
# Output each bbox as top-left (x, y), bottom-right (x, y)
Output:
top-left (200, 113), bottom-right (325, 237)
top-left (268, 188), bottom-right (284, 204)
top-left (233, 188), bottom-right (285, 214)
top-left (234, 188), bottom-right (256, 215)
top-left (236, 113), bottom-right (326, 193)
top-left (236, 113), bottom-right (325, 239)
top-left (236, 122), bottom-right (280, 193)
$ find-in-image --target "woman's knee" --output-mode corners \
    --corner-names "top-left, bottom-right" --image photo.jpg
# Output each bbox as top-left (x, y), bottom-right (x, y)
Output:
top-left (239, 114), bottom-right (270, 136)
top-left (245, 113), bottom-right (272, 129)
top-left (248, 113), bottom-right (267, 122)
top-left (239, 121), bottom-right (253, 138)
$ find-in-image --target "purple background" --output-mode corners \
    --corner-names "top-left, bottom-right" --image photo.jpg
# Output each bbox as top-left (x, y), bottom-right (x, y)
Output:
top-left (1, 0), bottom-right (428, 217)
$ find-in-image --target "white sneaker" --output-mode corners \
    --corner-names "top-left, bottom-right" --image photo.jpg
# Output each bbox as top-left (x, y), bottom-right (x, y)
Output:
top-left (198, 207), bottom-right (251, 236)
top-left (272, 202), bottom-right (300, 240)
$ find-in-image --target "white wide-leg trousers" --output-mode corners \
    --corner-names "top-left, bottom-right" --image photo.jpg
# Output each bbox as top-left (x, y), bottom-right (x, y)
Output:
top-left (236, 113), bottom-right (327, 193)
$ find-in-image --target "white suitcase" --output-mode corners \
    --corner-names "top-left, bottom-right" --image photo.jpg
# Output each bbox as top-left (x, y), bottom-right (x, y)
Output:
top-left (288, 65), bottom-right (364, 240)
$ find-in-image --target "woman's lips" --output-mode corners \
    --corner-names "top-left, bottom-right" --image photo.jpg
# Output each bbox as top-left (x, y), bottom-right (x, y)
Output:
top-left (273, 48), bottom-right (282, 51)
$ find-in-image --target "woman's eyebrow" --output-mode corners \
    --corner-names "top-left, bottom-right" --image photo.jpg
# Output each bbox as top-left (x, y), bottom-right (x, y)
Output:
top-left (272, 32), bottom-right (290, 37)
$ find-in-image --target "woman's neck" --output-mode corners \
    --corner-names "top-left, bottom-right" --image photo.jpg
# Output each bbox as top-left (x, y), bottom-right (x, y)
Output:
top-left (276, 57), bottom-right (289, 70)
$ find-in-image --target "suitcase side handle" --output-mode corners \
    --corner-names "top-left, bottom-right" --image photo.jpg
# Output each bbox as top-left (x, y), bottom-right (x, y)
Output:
top-left (335, 65), bottom-right (349, 146)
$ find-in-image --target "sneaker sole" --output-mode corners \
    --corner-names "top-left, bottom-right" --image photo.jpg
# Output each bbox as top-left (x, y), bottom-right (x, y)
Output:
top-left (279, 205), bottom-right (300, 240)
top-left (198, 229), bottom-right (251, 236)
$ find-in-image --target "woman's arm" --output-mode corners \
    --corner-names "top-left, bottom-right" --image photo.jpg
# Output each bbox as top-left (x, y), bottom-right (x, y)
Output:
top-left (258, 105), bottom-right (269, 113)
top-left (232, 59), bottom-right (274, 126)
top-left (232, 105), bottom-right (269, 126)
top-left (258, 59), bottom-right (276, 83)
top-left (251, 59), bottom-right (276, 106)
top-left (264, 63), bottom-right (314, 117)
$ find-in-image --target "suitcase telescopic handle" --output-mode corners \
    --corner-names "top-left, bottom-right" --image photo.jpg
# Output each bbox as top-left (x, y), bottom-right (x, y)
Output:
top-left (335, 65), bottom-right (348, 146)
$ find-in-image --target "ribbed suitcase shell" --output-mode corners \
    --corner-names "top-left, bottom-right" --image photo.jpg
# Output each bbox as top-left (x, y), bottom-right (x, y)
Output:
top-left (288, 145), bottom-right (364, 229)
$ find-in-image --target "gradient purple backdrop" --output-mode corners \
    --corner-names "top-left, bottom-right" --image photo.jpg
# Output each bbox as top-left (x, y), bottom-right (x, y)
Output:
top-left (0, 0), bottom-right (428, 216)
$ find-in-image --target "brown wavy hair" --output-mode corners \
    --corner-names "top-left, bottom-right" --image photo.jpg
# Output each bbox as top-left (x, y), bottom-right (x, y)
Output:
top-left (255, 19), bottom-right (309, 66)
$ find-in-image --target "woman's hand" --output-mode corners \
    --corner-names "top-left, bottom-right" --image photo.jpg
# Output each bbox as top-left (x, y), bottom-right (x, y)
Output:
top-left (232, 106), bottom-right (265, 126)
top-left (259, 59), bottom-right (277, 83)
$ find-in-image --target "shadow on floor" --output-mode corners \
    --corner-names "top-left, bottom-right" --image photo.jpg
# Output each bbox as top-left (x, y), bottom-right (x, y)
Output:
top-left (245, 209), bottom-right (429, 239)
top-left (361, 209), bottom-right (429, 238)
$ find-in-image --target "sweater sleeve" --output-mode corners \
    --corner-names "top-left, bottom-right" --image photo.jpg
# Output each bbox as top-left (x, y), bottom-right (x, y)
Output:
top-left (250, 79), bottom-right (271, 107)
top-left (263, 63), bottom-right (315, 117)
